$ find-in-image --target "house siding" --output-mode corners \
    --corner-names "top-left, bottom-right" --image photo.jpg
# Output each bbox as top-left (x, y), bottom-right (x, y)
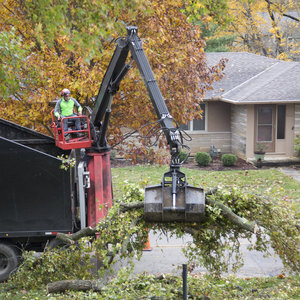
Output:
top-left (231, 105), bottom-right (247, 158)
top-left (207, 102), bottom-right (231, 132)
top-left (187, 132), bottom-right (231, 155)
top-left (295, 103), bottom-right (300, 136)
top-left (183, 102), bottom-right (232, 155)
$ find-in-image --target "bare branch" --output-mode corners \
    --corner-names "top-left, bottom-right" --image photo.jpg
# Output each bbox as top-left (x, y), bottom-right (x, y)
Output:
top-left (283, 13), bottom-right (300, 22)
top-left (205, 197), bottom-right (259, 234)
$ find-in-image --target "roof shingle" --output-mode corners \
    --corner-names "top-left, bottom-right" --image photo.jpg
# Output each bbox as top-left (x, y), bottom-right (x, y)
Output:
top-left (205, 52), bottom-right (300, 103)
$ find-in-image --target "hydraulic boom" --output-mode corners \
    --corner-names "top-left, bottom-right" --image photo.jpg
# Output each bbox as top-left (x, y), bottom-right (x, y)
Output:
top-left (90, 26), bottom-right (205, 222)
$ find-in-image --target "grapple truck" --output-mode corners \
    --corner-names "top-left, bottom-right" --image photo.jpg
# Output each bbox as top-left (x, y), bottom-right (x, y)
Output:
top-left (0, 27), bottom-right (205, 281)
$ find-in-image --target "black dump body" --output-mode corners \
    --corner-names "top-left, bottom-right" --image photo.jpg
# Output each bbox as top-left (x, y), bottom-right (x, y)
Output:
top-left (0, 118), bottom-right (72, 249)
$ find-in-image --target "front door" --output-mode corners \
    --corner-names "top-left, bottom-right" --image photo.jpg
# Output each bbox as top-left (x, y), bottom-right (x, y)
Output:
top-left (255, 105), bottom-right (275, 152)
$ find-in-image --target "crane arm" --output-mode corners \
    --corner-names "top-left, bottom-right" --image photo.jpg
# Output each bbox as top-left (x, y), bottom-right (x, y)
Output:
top-left (89, 26), bottom-right (205, 223)
top-left (91, 26), bottom-right (181, 157)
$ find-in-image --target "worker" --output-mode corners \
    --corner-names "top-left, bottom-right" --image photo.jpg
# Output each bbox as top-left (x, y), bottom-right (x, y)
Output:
top-left (54, 88), bottom-right (83, 141)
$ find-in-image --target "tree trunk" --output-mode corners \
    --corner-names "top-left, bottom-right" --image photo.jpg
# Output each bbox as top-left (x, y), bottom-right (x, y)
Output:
top-left (47, 275), bottom-right (166, 294)
top-left (47, 280), bottom-right (104, 293)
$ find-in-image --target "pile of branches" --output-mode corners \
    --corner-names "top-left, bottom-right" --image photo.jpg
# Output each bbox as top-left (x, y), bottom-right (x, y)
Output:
top-left (10, 184), bottom-right (299, 294)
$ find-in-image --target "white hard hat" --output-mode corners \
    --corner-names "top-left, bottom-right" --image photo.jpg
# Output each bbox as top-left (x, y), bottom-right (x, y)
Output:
top-left (61, 88), bottom-right (70, 96)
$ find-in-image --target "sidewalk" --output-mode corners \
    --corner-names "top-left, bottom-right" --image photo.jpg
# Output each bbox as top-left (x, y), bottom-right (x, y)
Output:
top-left (278, 167), bottom-right (300, 182)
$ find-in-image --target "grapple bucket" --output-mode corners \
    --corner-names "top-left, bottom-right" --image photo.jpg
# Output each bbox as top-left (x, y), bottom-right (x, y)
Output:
top-left (144, 167), bottom-right (205, 222)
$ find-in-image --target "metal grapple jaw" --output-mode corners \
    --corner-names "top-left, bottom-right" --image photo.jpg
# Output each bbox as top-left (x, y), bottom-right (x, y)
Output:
top-left (144, 166), bottom-right (205, 222)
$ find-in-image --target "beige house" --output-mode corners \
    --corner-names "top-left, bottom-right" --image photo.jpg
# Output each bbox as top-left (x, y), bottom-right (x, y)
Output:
top-left (184, 52), bottom-right (300, 163)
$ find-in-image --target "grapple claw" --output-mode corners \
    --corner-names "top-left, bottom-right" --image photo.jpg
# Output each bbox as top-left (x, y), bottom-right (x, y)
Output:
top-left (144, 166), bottom-right (205, 222)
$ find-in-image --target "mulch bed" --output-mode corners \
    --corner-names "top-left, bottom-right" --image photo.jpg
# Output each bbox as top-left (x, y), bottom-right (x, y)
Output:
top-left (111, 156), bottom-right (257, 171)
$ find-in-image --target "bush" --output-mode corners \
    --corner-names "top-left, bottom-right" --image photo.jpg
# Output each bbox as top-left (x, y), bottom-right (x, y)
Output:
top-left (221, 153), bottom-right (237, 166)
top-left (178, 150), bottom-right (189, 163)
top-left (294, 135), bottom-right (300, 158)
top-left (195, 152), bottom-right (211, 166)
top-left (110, 150), bottom-right (117, 160)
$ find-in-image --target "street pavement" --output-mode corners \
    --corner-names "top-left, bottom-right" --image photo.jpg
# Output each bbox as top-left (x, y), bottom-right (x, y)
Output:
top-left (132, 231), bottom-right (285, 278)
top-left (132, 168), bottom-right (300, 278)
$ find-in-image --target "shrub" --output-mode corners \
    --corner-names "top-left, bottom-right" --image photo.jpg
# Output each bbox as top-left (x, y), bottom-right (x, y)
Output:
top-left (221, 153), bottom-right (237, 166)
top-left (110, 150), bottom-right (117, 160)
top-left (195, 152), bottom-right (211, 166)
top-left (178, 150), bottom-right (189, 163)
top-left (294, 135), bottom-right (300, 158)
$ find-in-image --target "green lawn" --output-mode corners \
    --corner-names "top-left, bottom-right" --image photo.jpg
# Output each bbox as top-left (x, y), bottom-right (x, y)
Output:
top-left (112, 166), bottom-right (300, 210)
top-left (1, 274), bottom-right (299, 299)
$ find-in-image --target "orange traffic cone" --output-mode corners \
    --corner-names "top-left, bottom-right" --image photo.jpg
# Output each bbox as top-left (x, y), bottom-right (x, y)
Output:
top-left (143, 229), bottom-right (152, 251)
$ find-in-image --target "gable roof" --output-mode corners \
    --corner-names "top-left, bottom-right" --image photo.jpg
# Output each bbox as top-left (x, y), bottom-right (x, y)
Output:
top-left (205, 52), bottom-right (300, 104)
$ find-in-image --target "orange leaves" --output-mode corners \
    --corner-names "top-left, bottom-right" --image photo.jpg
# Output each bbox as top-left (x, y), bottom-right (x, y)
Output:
top-left (0, 0), bottom-right (225, 162)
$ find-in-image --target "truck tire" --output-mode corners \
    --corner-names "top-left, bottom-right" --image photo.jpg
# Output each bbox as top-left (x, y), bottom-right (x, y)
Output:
top-left (0, 243), bottom-right (19, 282)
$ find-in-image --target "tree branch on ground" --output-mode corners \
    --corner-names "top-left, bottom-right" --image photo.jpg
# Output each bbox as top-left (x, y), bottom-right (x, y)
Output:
top-left (56, 191), bottom-right (259, 246)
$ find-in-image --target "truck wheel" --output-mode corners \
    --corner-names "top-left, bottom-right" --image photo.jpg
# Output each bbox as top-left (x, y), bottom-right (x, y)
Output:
top-left (0, 243), bottom-right (19, 282)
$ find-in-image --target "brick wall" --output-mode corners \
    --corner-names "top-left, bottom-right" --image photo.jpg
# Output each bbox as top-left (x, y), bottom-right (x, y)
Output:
top-left (186, 132), bottom-right (231, 155)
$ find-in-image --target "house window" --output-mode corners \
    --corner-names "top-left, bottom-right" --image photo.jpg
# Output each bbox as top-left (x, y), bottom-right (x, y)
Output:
top-left (277, 105), bottom-right (286, 139)
top-left (180, 104), bottom-right (206, 131)
top-left (180, 123), bottom-right (189, 131)
top-left (257, 107), bottom-right (273, 142)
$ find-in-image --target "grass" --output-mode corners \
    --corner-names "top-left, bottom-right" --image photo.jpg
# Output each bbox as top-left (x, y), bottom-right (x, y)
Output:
top-left (1, 274), bottom-right (299, 299)
top-left (112, 166), bottom-right (300, 210)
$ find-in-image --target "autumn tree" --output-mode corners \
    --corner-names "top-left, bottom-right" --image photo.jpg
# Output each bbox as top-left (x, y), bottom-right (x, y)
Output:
top-left (0, 0), bottom-right (152, 134)
top-left (0, 28), bottom-right (28, 99)
top-left (220, 0), bottom-right (300, 60)
top-left (182, 0), bottom-right (236, 52)
top-left (0, 0), bottom-right (225, 161)
top-left (183, 0), bottom-right (230, 25)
